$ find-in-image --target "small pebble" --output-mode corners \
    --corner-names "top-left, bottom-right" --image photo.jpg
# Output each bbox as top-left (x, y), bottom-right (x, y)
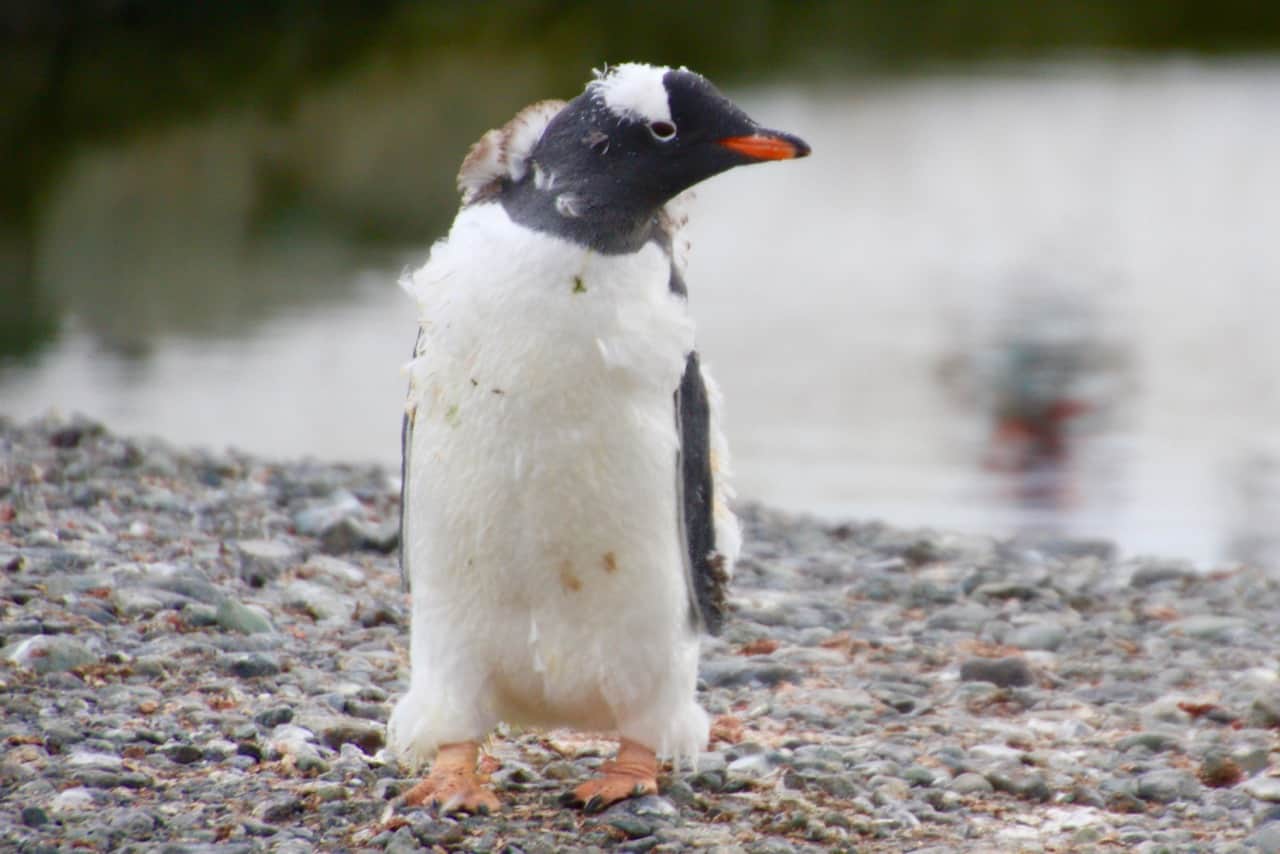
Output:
top-left (959, 656), bottom-right (1035, 688)
top-left (21, 806), bottom-right (49, 827)
top-left (4, 635), bottom-right (98, 674)
top-left (1136, 769), bottom-right (1199, 804)
top-left (234, 539), bottom-right (299, 586)
top-left (215, 599), bottom-right (276, 635)
top-left (164, 744), bottom-right (204, 765)
top-left (1004, 621), bottom-right (1067, 652)
top-left (222, 652), bottom-right (282, 678)
top-left (255, 706), bottom-right (294, 728)
top-left (950, 772), bottom-right (994, 795)
top-left (1245, 778), bottom-right (1280, 804)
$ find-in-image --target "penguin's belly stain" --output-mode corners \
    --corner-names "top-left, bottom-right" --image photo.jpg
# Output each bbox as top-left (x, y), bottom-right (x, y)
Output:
top-left (558, 559), bottom-right (583, 593)
top-left (490, 618), bottom-right (616, 730)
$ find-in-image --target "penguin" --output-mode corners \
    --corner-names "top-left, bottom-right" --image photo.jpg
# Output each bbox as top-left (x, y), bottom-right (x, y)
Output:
top-left (387, 62), bottom-right (809, 814)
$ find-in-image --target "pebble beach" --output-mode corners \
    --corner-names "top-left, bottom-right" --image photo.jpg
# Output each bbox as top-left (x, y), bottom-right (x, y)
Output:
top-left (4, 414), bottom-right (1280, 853)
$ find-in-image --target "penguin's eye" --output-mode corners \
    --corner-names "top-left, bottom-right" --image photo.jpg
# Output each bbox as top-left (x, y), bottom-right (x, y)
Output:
top-left (648, 120), bottom-right (677, 141)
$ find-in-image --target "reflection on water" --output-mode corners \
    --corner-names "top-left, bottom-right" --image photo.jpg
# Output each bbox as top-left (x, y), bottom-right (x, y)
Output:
top-left (4, 54), bottom-right (1280, 569)
top-left (940, 277), bottom-right (1133, 542)
top-left (681, 60), bottom-right (1280, 568)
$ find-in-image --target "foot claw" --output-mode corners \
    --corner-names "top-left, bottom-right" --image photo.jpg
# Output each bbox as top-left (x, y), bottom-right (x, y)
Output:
top-left (568, 770), bottom-right (658, 812)
top-left (404, 777), bottom-right (499, 816)
top-left (402, 741), bottom-right (500, 816)
top-left (564, 740), bottom-right (660, 813)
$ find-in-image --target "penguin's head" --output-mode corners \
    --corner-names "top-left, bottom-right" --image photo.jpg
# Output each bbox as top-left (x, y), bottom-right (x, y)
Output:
top-left (483, 63), bottom-right (809, 252)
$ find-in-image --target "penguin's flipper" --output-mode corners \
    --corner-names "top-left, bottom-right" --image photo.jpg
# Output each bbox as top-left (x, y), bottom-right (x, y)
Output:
top-left (399, 328), bottom-right (425, 593)
top-left (675, 350), bottom-right (730, 635)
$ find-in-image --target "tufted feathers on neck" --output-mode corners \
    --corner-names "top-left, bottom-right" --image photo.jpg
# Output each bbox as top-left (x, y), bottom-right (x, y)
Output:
top-left (456, 100), bottom-right (567, 205)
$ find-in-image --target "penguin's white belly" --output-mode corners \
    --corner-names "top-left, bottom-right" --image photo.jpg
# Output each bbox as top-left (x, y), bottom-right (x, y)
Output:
top-left (391, 205), bottom-right (707, 762)
top-left (411, 370), bottom-right (688, 726)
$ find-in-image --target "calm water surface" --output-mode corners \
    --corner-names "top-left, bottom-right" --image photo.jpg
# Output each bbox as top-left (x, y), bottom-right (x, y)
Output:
top-left (6, 59), bottom-right (1280, 568)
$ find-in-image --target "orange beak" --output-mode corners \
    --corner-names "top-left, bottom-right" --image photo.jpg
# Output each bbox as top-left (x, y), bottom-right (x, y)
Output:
top-left (718, 132), bottom-right (811, 161)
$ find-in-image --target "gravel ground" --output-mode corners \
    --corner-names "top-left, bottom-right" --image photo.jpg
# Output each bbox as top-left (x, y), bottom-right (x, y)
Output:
top-left (4, 413), bottom-right (1280, 853)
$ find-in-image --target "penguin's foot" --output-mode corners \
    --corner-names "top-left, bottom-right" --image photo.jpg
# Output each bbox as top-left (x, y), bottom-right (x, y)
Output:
top-left (402, 740), bottom-right (499, 815)
top-left (565, 738), bottom-right (659, 813)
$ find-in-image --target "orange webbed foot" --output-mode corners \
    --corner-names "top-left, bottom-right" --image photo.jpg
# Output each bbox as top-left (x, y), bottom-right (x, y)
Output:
top-left (402, 741), bottom-right (500, 816)
top-left (565, 739), bottom-right (659, 813)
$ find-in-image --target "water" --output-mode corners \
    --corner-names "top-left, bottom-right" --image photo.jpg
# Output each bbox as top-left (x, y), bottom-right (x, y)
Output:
top-left (5, 57), bottom-right (1280, 568)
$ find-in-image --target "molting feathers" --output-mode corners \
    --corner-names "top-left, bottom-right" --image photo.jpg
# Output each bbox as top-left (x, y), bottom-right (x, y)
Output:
top-left (588, 63), bottom-right (675, 123)
top-left (457, 99), bottom-right (567, 205)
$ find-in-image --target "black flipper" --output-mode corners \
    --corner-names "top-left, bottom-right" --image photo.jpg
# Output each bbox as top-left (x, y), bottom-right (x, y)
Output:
top-left (668, 264), bottom-right (688, 297)
top-left (676, 350), bottom-right (729, 635)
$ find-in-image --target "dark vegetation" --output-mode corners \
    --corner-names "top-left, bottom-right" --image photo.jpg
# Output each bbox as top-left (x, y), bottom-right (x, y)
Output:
top-left (2, 0), bottom-right (1277, 359)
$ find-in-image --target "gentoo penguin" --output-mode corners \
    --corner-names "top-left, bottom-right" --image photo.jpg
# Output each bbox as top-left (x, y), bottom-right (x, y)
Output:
top-left (387, 62), bottom-right (809, 814)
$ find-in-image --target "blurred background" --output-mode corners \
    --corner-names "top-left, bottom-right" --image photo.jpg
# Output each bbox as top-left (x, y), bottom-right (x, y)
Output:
top-left (3, 1), bottom-right (1280, 568)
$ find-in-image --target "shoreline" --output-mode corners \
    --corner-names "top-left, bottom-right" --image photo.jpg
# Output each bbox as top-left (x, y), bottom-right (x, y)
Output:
top-left (3, 413), bottom-right (1279, 852)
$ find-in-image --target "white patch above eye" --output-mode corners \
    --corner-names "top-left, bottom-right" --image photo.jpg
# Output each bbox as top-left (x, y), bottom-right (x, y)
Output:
top-left (589, 62), bottom-right (672, 124)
